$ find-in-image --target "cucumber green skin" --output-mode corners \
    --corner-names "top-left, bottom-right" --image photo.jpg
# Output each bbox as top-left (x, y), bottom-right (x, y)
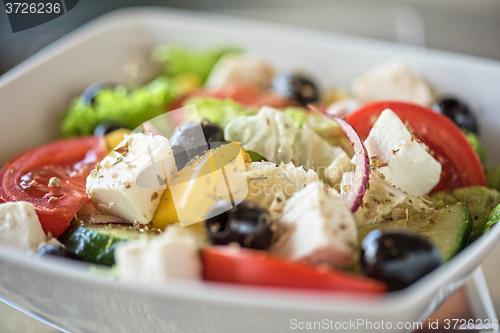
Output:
top-left (358, 202), bottom-right (472, 263)
top-left (59, 224), bottom-right (146, 266)
top-left (469, 202), bottom-right (500, 243)
top-left (430, 186), bottom-right (500, 233)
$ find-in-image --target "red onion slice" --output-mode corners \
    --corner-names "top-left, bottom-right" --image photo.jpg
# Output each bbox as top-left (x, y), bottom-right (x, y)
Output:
top-left (309, 105), bottom-right (370, 212)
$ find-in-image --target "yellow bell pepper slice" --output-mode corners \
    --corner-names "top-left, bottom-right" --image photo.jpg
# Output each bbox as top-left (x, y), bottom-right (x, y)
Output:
top-left (152, 142), bottom-right (249, 231)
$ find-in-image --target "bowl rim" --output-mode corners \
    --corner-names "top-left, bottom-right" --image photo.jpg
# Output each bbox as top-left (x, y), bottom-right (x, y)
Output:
top-left (1, 6), bottom-right (500, 320)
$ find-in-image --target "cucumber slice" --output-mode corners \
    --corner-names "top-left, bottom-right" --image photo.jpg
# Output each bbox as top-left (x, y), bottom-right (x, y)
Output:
top-left (469, 202), bottom-right (500, 243)
top-left (430, 186), bottom-right (500, 232)
top-left (358, 202), bottom-right (472, 262)
top-left (59, 224), bottom-right (157, 266)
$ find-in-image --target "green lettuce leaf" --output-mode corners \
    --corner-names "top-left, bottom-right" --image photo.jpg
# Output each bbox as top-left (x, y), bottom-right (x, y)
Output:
top-left (225, 106), bottom-right (351, 185)
top-left (152, 45), bottom-right (240, 83)
top-left (61, 76), bottom-right (183, 137)
top-left (183, 97), bottom-right (254, 129)
top-left (224, 106), bottom-right (297, 163)
top-left (283, 107), bottom-right (350, 151)
top-left (463, 130), bottom-right (487, 164)
top-left (486, 166), bottom-right (500, 191)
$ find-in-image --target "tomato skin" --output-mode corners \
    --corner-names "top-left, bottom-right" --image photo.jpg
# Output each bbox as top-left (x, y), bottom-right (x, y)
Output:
top-left (0, 136), bottom-right (105, 237)
top-left (169, 83), bottom-right (299, 111)
top-left (202, 246), bottom-right (386, 294)
top-left (345, 101), bottom-right (486, 193)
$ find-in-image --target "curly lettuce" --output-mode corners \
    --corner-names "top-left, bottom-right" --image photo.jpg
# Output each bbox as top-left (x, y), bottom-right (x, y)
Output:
top-left (463, 130), bottom-right (487, 164)
top-left (225, 106), bottom-right (351, 185)
top-left (61, 76), bottom-right (183, 137)
top-left (184, 97), bottom-right (254, 129)
top-left (152, 45), bottom-right (240, 84)
top-left (283, 107), bottom-right (351, 152)
top-left (225, 106), bottom-right (297, 163)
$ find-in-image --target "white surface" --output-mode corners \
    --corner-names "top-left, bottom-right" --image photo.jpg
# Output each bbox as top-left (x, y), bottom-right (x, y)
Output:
top-left (1, 7), bottom-right (500, 333)
top-left (466, 267), bottom-right (499, 331)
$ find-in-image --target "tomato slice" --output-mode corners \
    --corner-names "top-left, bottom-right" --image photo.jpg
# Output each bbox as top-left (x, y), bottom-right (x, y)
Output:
top-left (345, 101), bottom-right (486, 193)
top-left (202, 246), bottom-right (387, 294)
top-left (0, 136), bottom-right (106, 238)
top-left (169, 83), bottom-right (299, 111)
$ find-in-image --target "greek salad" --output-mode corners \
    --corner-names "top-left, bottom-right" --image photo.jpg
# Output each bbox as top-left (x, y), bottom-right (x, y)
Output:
top-left (1, 45), bottom-right (499, 293)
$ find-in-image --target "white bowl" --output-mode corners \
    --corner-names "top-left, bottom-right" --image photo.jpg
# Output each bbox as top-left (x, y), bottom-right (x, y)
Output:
top-left (1, 7), bottom-right (500, 333)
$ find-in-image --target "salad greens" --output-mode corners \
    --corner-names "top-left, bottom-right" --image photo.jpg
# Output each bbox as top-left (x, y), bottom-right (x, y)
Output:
top-left (183, 97), bottom-right (254, 128)
top-left (61, 46), bottom-right (239, 137)
top-left (430, 186), bottom-right (500, 233)
top-left (5, 44), bottom-right (500, 294)
top-left (224, 106), bottom-right (297, 163)
top-left (152, 45), bottom-right (240, 84)
top-left (486, 166), bottom-right (500, 191)
top-left (283, 106), bottom-right (343, 145)
top-left (61, 76), bottom-right (183, 137)
top-left (224, 106), bottom-right (351, 185)
top-left (464, 130), bottom-right (487, 164)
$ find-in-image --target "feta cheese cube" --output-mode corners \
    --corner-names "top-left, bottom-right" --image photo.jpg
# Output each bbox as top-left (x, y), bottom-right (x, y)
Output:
top-left (86, 133), bottom-right (177, 224)
top-left (115, 226), bottom-right (202, 283)
top-left (364, 109), bottom-right (442, 197)
top-left (0, 202), bottom-right (50, 253)
top-left (352, 59), bottom-right (433, 106)
top-left (271, 182), bottom-right (358, 267)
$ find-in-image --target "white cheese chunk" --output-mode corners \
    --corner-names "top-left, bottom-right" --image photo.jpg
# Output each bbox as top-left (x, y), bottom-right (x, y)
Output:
top-left (351, 59), bottom-right (433, 106)
top-left (271, 182), bottom-right (357, 267)
top-left (86, 133), bottom-right (177, 224)
top-left (245, 161), bottom-right (320, 219)
top-left (206, 54), bottom-right (274, 89)
top-left (364, 109), bottom-right (442, 197)
top-left (0, 202), bottom-right (52, 253)
top-left (115, 226), bottom-right (202, 283)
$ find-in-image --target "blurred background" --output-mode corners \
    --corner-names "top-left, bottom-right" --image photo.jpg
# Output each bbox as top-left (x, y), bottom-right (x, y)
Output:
top-left (1, 0), bottom-right (500, 76)
top-left (1, 0), bottom-right (500, 332)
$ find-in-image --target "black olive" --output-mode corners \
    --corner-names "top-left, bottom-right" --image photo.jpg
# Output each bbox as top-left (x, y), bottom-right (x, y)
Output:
top-left (273, 73), bottom-right (320, 105)
top-left (170, 120), bottom-right (224, 169)
top-left (434, 97), bottom-right (479, 134)
top-left (80, 82), bottom-right (114, 107)
top-left (170, 120), bottom-right (224, 146)
top-left (205, 200), bottom-right (273, 250)
top-left (361, 230), bottom-right (441, 291)
top-left (171, 144), bottom-right (191, 170)
top-left (36, 244), bottom-right (84, 262)
top-left (93, 121), bottom-right (126, 136)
